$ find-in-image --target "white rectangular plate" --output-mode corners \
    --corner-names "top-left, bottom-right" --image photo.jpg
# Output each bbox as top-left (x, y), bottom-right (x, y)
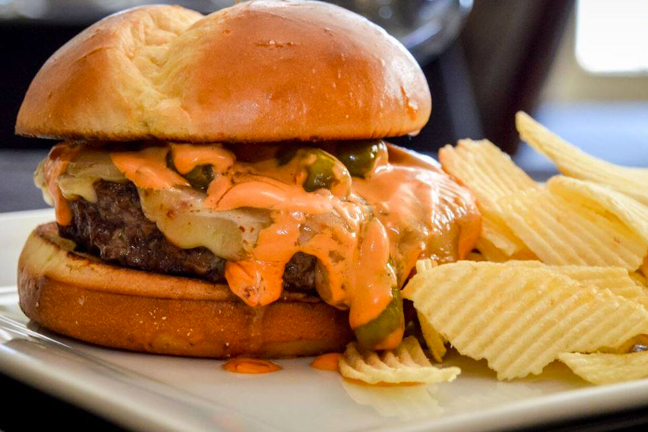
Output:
top-left (2, 210), bottom-right (648, 432)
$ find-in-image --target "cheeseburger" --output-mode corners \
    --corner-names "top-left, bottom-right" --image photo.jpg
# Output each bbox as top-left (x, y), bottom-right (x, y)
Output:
top-left (16, 0), bottom-right (481, 358)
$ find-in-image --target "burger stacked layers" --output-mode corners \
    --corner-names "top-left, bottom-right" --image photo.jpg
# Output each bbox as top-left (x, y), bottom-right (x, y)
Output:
top-left (16, 1), bottom-right (481, 358)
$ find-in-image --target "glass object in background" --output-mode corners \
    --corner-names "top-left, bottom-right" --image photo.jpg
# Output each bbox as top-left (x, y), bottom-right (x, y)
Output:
top-left (576, 0), bottom-right (648, 75)
top-left (0, 0), bottom-right (471, 62)
top-left (329, 0), bottom-right (472, 61)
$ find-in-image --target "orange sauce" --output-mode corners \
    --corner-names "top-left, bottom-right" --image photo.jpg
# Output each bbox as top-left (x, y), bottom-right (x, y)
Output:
top-left (170, 143), bottom-right (234, 174)
top-left (111, 147), bottom-right (189, 189)
top-left (44, 141), bottom-right (481, 351)
top-left (222, 358), bottom-right (282, 374)
top-left (210, 179), bottom-right (325, 212)
top-left (224, 259), bottom-right (286, 307)
top-left (310, 353), bottom-right (342, 371)
top-left (353, 162), bottom-right (481, 280)
top-left (345, 218), bottom-right (395, 328)
top-left (43, 142), bottom-right (80, 226)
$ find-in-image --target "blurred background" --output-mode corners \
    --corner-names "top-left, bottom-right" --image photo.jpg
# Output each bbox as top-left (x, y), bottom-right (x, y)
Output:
top-left (0, 0), bottom-right (647, 213)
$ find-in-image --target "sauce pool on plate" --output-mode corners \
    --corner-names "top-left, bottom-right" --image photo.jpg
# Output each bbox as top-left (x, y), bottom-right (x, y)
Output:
top-left (310, 353), bottom-right (342, 371)
top-left (222, 358), bottom-right (282, 374)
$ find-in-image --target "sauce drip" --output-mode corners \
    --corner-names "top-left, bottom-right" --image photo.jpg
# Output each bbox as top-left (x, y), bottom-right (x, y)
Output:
top-left (43, 142), bottom-right (80, 226)
top-left (224, 259), bottom-right (286, 306)
top-left (222, 358), bottom-right (282, 374)
top-left (310, 353), bottom-right (342, 371)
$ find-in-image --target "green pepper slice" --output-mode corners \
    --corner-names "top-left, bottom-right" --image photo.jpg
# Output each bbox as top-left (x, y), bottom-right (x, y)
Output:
top-left (183, 164), bottom-right (214, 192)
top-left (302, 149), bottom-right (339, 192)
top-left (336, 140), bottom-right (384, 178)
top-left (166, 150), bottom-right (214, 192)
top-left (354, 285), bottom-right (404, 350)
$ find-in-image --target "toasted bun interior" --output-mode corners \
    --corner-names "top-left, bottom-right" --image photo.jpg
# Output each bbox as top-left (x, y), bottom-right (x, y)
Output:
top-left (18, 223), bottom-right (353, 358)
top-left (16, 1), bottom-right (431, 143)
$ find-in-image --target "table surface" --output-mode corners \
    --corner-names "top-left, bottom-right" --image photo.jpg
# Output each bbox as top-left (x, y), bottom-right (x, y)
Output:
top-left (1, 102), bottom-right (647, 432)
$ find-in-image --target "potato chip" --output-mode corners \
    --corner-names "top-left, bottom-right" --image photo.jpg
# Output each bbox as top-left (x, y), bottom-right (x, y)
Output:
top-left (555, 267), bottom-right (648, 309)
top-left (503, 261), bottom-right (648, 310)
top-left (516, 111), bottom-right (648, 206)
top-left (339, 336), bottom-right (460, 385)
top-left (559, 351), bottom-right (648, 385)
top-left (468, 263), bottom-right (648, 353)
top-left (637, 255), bottom-right (648, 280)
top-left (479, 215), bottom-right (517, 258)
top-left (403, 260), bottom-right (648, 380)
top-left (478, 214), bottom-right (536, 260)
top-left (417, 311), bottom-right (447, 362)
top-left (439, 139), bottom-right (537, 260)
top-left (599, 334), bottom-right (648, 354)
top-left (632, 271), bottom-right (648, 288)
top-left (548, 176), bottom-right (648, 243)
top-left (439, 139), bottom-right (538, 204)
top-left (414, 259), bottom-right (450, 363)
top-left (475, 236), bottom-right (510, 262)
top-left (499, 187), bottom-right (647, 270)
top-left (416, 259), bottom-right (437, 273)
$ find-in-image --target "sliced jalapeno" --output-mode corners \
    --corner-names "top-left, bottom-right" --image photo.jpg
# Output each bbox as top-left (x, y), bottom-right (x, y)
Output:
top-left (302, 149), bottom-right (339, 192)
top-left (336, 140), bottom-right (384, 178)
top-left (354, 285), bottom-right (404, 350)
top-left (184, 164), bottom-right (214, 191)
top-left (166, 150), bottom-right (214, 192)
top-left (276, 147), bottom-right (350, 194)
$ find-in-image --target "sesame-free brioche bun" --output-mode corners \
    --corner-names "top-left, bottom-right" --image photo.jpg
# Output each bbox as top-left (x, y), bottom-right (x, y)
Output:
top-left (18, 223), bottom-right (354, 358)
top-left (16, 1), bottom-right (431, 143)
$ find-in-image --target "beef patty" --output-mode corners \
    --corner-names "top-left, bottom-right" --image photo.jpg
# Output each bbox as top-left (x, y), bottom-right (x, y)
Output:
top-left (59, 180), bottom-right (317, 292)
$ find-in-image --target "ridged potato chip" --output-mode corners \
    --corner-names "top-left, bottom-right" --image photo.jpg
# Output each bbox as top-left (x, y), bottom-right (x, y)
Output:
top-left (641, 257), bottom-right (648, 280)
top-left (417, 311), bottom-right (447, 362)
top-left (599, 334), bottom-right (648, 354)
top-left (503, 261), bottom-right (648, 310)
top-left (439, 139), bottom-right (538, 204)
top-left (414, 259), bottom-right (447, 363)
top-left (516, 111), bottom-right (648, 206)
top-left (404, 261), bottom-right (648, 380)
top-left (548, 176), bottom-right (648, 243)
top-left (475, 236), bottom-right (510, 262)
top-left (478, 214), bottom-right (536, 261)
top-left (555, 267), bottom-right (648, 309)
top-left (416, 259), bottom-right (437, 273)
top-left (499, 188), bottom-right (647, 270)
top-left (339, 336), bottom-right (460, 385)
top-left (439, 139), bottom-right (536, 260)
top-left (558, 351), bottom-right (648, 385)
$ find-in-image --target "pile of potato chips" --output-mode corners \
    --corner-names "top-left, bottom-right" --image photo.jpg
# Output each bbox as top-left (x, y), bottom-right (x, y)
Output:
top-left (339, 112), bottom-right (648, 387)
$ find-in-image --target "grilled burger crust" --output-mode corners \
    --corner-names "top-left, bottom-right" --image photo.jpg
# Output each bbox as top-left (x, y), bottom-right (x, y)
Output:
top-left (18, 223), bottom-right (354, 358)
